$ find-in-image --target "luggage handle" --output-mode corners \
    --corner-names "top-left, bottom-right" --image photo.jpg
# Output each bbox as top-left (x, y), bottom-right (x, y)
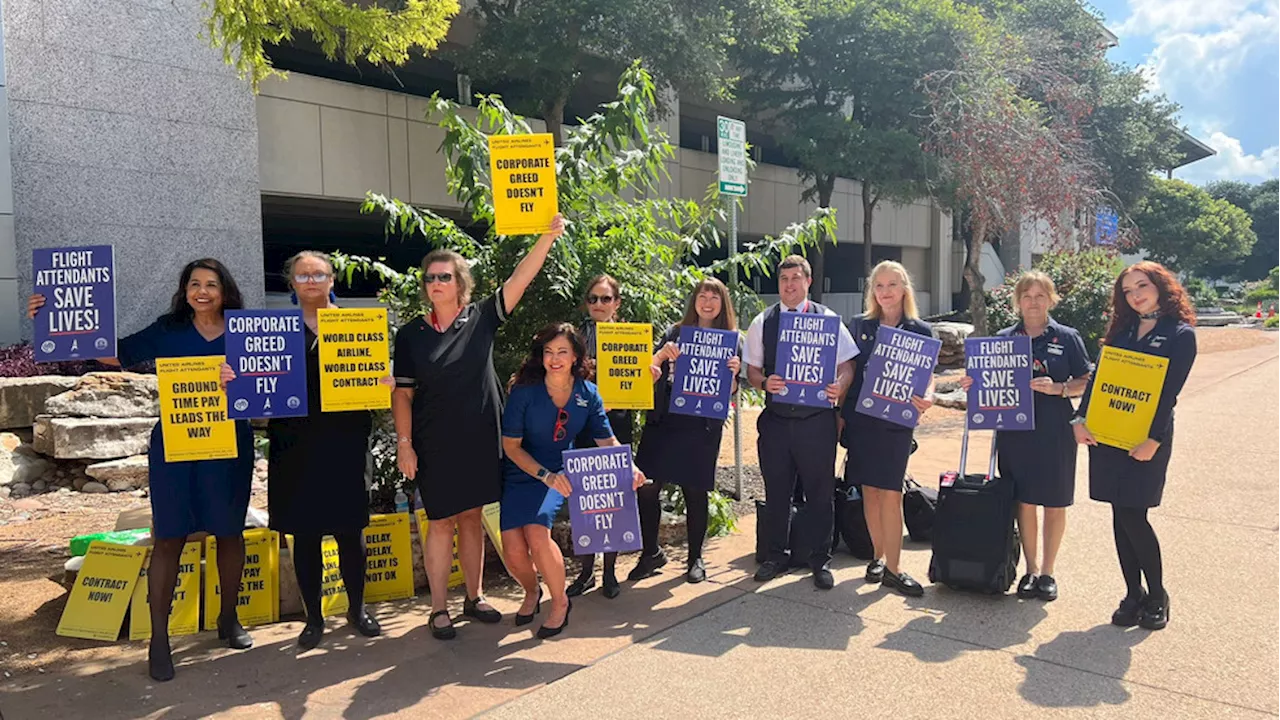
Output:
top-left (956, 418), bottom-right (998, 482)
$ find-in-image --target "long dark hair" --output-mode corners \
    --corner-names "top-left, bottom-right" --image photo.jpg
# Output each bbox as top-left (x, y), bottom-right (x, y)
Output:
top-left (1102, 261), bottom-right (1196, 345)
top-left (510, 323), bottom-right (588, 388)
top-left (678, 277), bottom-right (737, 330)
top-left (164, 258), bottom-right (244, 325)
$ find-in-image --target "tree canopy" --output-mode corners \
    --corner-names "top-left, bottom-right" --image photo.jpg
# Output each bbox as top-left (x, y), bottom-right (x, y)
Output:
top-left (1203, 180), bottom-right (1278, 281)
top-left (1131, 178), bottom-right (1257, 276)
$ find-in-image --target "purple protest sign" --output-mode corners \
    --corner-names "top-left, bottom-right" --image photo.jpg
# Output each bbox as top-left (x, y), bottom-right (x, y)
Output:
top-left (32, 245), bottom-right (116, 362)
top-left (854, 325), bottom-right (941, 428)
top-left (225, 310), bottom-right (308, 419)
top-left (965, 336), bottom-right (1035, 431)
top-left (669, 326), bottom-right (736, 420)
top-left (775, 311), bottom-right (840, 408)
top-left (562, 445), bottom-right (642, 556)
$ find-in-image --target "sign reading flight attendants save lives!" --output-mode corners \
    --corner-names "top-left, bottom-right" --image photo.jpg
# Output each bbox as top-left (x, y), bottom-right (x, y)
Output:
top-left (669, 326), bottom-right (737, 420)
top-left (32, 245), bottom-right (116, 362)
top-left (855, 326), bottom-right (942, 429)
top-left (224, 309), bottom-right (308, 419)
top-left (56, 542), bottom-right (148, 641)
top-left (489, 133), bottom-right (559, 236)
top-left (317, 308), bottom-right (391, 412)
top-left (596, 322), bottom-right (655, 410)
top-left (157, 356), bottom-right (238, 462)
top-left (965, 335), bottom-right (1035, 431)
top-left (563, 445), bottom-right (643, 555)
top-left (774, 311), bottom-right (840, 408)
top-left (1085, 346), bottom-right (1169, 451)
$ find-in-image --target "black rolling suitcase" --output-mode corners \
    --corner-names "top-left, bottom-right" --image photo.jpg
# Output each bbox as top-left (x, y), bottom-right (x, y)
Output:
top-left (927, 424), bottom-right (1020, 594)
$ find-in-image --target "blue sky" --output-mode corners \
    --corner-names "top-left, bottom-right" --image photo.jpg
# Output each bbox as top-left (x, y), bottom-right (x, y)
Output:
top-left (1090, 0), bottom-right (1279, 185)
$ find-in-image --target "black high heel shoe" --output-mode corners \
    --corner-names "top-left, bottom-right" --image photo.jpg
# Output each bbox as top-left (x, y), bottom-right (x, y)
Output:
top-left (148, 642), bottom-right (175, 682)
top-left (536, 599), bottom-right (572, 639)
top-left (515, 587), bottom-right (543, 626)
top-left (217, 614), bottom-right (253, 650)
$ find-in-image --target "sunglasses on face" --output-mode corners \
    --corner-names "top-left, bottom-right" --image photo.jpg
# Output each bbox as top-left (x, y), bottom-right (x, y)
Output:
top-left (293, 273), bottom-right (331, 284)
top-left (553, 407), bottom-right (569, 442)
top-left (587, 294), bottom-right (616, 305)
top-left (424, 273), bottom-right (454, 285)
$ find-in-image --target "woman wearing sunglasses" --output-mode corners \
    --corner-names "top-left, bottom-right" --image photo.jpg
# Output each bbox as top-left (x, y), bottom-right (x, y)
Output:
top-left (499, 323), bottom-right (648, 639)
top-left (393, 215), bottom-right (564, 641)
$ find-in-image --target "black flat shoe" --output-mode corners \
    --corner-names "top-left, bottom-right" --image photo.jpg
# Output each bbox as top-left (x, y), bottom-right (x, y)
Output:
top-left (602, 574), bottom-right (621, 599)
top-left (536, 599), bottom-right (572, 639)
top-left (348, 608), bottom-right (382, 637)
top-left (429, 610), bottom-right (457, 640)
top-left (813, 565), bottom-right (835, 590)
top-left (148, 643), bottom-right (175, 683)
top-left (865, 559), bottom-right (886, 584)
top-left (884, 570), bottom-right (925, 598)
top-left (515, 587), bottom-right (543, 626)
top-left (297, 622), bottom-right (325, 650)
top-left (217, 614), bottom-right (253, 650)
top-left (566, 574), bottom-right (596, 597)
top-left (1017, 573), bottom-right (1039, 599)
top-left (754, 560), bottom-right (786, 582)
top-left (1111, 591), bottom-right (1148, 627)
top-left (686, 558), bottom-right (707, 584)
top-left (463, 596), bottom-right (502, 624)
top-left (1138, 590), bottom-right (1169, 630)
top-left (1035, 575), bottom-right (1059, 602)
top-left (626, 550), bottom-right (668, 581)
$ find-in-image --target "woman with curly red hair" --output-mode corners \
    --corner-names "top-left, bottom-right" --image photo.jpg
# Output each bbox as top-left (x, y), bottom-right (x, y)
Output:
top-left (1073, 261), bottom-right (1197, 631)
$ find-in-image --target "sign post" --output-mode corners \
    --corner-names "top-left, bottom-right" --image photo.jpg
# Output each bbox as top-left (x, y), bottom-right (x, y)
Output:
top-left (717, 115), bottom-right (747, 500)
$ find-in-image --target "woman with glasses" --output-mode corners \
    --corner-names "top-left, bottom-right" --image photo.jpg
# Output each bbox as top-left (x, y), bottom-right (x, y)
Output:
top-left (499, 323), bottom-right (648, 639)
top-left (393, 215), bottom-right (564, 640)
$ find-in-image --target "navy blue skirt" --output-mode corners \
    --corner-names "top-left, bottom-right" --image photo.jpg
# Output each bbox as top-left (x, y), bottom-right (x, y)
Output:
top-left (997, 395), bottom-right (1077, 508)
top-left (148, 422), bottom-right (254, 539)
top-left (1089, 426), bottom-right (1174, 508)
top-left (844, 412), bottom-right (914, 492)
top-left (500, 476), bottom-right (566, 531)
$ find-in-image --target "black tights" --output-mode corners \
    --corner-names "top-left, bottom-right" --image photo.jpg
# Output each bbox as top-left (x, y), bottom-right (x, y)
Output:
top-left (637, 483), bottom-right (709, 562)
top-left (292, 531), bottom-right (366, 625)
top-left (1112, 506), bottom-right (1164, 601)
top-left (576, 551), bottom-right (618, 581)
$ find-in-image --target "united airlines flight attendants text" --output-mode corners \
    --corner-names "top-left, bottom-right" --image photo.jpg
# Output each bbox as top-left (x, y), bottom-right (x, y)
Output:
top-left (746, 255), bottom-right (858, 590)
top-left (1073, 262), bottom-right (1197, 631)
top-left (30, 259), bottom-right (255, 682)
top-left (499, 324), bottom-right (648, 639)
top-left (393, 214), bottom-right (565, 640)
top-left (959, 271), bottom-right (1092, 602)
top-left (840, 261), bottom-right (936, 597)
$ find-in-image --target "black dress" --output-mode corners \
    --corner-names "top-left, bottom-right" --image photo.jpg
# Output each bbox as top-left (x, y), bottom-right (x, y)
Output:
top-left (842, 315), bottom-right (935, 492)
top-left (1078, 317), bottom-right (1197, 508)
top-left (393, 290), bottom-right (508, 520)
top-left (994, 318), bottom-right (1092, 508)
top-left (268, 324), bottom-right (373, 535)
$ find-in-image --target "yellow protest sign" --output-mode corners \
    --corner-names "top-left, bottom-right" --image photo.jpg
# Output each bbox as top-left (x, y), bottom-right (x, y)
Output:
top-left (596, 322), bottom-right (655, 410)
top-left (364, 513), bottom-right (415, 603)
top-left (317, 308), bottom-right (391, 412)
top-left (481, 502), bottom-right (505, 560)
top-left (204, 529), bottom-right (280, 629)
top-left (1086, 346), bottom-right (1170, 451)
top-left (57, 542), bottom-right (148, 641)
top-left (415, 508), bottom-right (466, 589)
top-left (129, 542), bottom-right (202, 640)
top-left (489, 133), bottom-right (558, 236)
top-left (157, 355), bottom-right (238, 462)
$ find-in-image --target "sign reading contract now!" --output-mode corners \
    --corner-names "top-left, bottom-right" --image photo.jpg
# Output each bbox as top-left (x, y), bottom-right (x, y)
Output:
top-left (1085, 346), bottom-right (1168, 451)
top-left (489, 133), bottom-right (559, 236)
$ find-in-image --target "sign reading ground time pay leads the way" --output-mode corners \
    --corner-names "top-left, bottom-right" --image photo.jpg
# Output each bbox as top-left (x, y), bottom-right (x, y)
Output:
top-left (717, 116), bottom-right (747, 197)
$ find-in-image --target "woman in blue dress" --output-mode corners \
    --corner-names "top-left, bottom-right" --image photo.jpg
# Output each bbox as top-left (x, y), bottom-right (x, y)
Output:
top-left (499, 323), bottom-right (648, 639)
top-left (29, 258), bottom-right (255, 682)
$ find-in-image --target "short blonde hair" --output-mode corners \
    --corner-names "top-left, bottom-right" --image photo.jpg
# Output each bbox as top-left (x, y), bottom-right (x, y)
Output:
top-left (420, 249), bottom-right (474, 306)
top-left (1012, 271), bottom-right (1060, 312)
top-left (864, 260), bottom-right (920, 320)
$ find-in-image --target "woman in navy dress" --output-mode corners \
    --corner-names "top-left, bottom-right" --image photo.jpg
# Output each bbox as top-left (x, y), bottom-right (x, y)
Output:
top-left (30, 258), bottom-right (254, 682)
top-left (959, 271), bottom-right (1093, 602)
top-left (1074, 261), bottom-right (1196, 631)
top-left (634, 278), bottom-right (742, 584)
top-left (840, 261), bottom-right (935, 598)
top-left (499, 323), bottom-right (648, 639)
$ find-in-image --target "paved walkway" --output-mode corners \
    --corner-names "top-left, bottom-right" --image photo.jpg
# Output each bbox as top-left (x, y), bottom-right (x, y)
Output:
top-left (3, 336), bottom-right (1276, 719)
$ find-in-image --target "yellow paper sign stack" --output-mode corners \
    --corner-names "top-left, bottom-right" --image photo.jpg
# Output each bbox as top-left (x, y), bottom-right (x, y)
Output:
top-left (415, 508), bottom-right (466, 589)
top-left (204, 529), bottom-right (280, 629)
top-left (489, 133), bottom-right (558, 236)
top-left (157, 355), bottom-right (238, 462)
top-left (364, 513), bottom-right (415, 603)
top-left (129, 541), bottom-right (203, 640)
top-left (316, 308), bottom-right (391, 412)
top-left (1085, 347), bottom-right (1170, 451)
top-left (57, 542), bottom-right (148, 641)
top-left (596, 322), bottom-right (655, 410)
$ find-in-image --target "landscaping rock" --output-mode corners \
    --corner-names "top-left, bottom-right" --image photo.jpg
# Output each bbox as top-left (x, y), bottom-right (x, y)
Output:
top-left (31, 479), bottom-right (47, 492)
top-left (9, 482), bottom-right (32, 498)
top-left (80, 481), bottom-right (109, 494)
top-left (85, 456), bottom-right (149, 491)
top-left (32, 416), bottom-right (156, 459)
top-left (933, 322), bottom-right (974, 368)
top-left (933, 369), bottom-right (966, 394)
top-left (1, 432), bottom-right (53, 487)
top-left (933, 389), bottom-right (967, 410)
top-left (0, 376), bottom-right (78, 429)
top-left (44, 372), bottom-right (159, 419)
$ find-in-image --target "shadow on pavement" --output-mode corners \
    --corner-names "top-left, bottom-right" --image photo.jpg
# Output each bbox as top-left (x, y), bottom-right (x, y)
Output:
top-left (1016, 624), bottom-right (1148, 708)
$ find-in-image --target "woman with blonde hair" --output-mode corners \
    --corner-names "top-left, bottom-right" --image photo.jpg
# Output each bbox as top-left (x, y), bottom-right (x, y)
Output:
top-left (959, 270), bottom-right (1093, 602)
top-left (840, 260), bottom-right (935, 597)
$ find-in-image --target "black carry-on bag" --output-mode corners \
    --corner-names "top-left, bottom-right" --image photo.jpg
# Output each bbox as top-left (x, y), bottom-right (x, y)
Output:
top-left (927, 423), bottom-right (1021, 594)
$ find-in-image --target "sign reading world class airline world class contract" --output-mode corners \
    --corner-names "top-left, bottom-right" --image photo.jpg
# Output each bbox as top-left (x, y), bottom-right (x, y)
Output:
top-left (32, 245), bottom-right (116, 362)
top-left (317, 308), bottom-right (391, 412)
top-left (489, 133), bottom-right (559, 236)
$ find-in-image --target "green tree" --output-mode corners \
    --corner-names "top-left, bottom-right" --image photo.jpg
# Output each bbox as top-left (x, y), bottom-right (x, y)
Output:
top-left (1131, 178), bottom-right (1256, 276)
top-left (1204, 180), bottom-right (1279, 281)
top-left (987, 247), bottom-right (1123, 352)
top-left (206, 0), bottom-right (460, 87)
top-left (456, 0), bottom-right (802, 144)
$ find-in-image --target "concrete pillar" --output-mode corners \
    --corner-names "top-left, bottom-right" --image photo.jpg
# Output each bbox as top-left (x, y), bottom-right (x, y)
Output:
top-left (930, 204), bottom-right (953, 314)
top-left (0, 0), bottom-right (19, 345)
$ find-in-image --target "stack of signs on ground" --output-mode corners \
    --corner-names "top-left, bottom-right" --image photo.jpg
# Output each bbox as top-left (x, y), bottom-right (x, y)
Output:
top-left (669, 326), bottom-right (737, 420)
top-left (204, 529), bottom-right (280, 628)
top-left (56, 542), bottom-right (148, 641)
top-left (413, 509), bottom-right (468, 590)
top-left (774, 311), bottom-right (839, 408)
top-left (965, 336), bottom-right (1035, 431)
top-left (563, 445), bottom-right (642, 555)
top-left (32, 245), bottom-right (116, 361)
top-left (129, 542), bottom-right (203, 640)
top-left (224, 309), bottom-right (308, 419)
top-left (854, 326), bottom-right (942, 428)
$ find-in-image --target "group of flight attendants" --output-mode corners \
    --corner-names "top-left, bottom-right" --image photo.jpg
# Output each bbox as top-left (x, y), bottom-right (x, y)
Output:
top-left (25, 213), bottom-right (1197, 683)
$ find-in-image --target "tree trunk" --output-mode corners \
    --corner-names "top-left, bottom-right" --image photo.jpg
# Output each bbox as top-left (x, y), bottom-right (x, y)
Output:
top-left (965, 217), bottom-right (989, 335)
top-left (809, 175), bottom-right (836, 303)
top-left (861, 187), bottom-right (877, 281)
top-left (543, 93), bottom-right (568, 147)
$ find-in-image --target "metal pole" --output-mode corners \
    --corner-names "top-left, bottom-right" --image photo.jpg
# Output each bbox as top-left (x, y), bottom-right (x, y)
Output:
top-left (730, 200), bottom-right (743, 501)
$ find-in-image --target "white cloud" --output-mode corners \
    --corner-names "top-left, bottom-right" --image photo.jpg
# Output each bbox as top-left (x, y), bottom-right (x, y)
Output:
top-left (1138, 9), bottom-right (1279, 97)
top-left (1115, 0), bottom-right (1263, 36)
top-left (1176, 130), bottom-right (1280, 183)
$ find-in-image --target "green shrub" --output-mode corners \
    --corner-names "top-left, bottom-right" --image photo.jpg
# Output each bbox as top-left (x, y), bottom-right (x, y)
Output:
top-left (1244, 287), bottom-right (1279, 306)
top-left (1266, 315), bottom-right (1278, 329)
top-left (1269, 266), bottom-right (1278, 291)
top-left (661, 485), bottom-right (737, 538)
top-left (1184, 277), bottom-right (1220, 308)
top-left (986, 248), bottom-right (1123, 355)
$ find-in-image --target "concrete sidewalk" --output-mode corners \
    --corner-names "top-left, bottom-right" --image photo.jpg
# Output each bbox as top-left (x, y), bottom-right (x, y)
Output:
top-left (2, 338), bottom-right (1275, 719)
